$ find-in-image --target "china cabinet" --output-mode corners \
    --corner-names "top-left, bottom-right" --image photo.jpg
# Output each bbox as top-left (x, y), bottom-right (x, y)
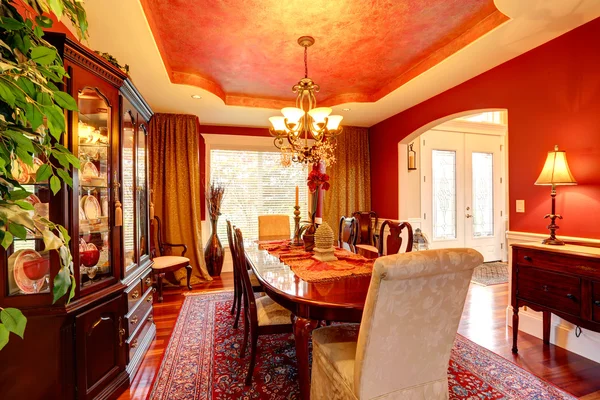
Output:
top-left (0, 33), bottom-right (154, 399)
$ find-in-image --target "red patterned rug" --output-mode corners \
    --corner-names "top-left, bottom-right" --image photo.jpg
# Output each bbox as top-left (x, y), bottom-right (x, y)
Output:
top-left (149, 291), bottom-right (576, 399)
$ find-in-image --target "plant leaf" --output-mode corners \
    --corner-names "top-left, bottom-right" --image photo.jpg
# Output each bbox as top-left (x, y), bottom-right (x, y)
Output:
top-left (56, 168), bottom-right (72, 187)
top-left (0, 17), bottom-right (25, 31)
top-left (45, 105), bottom-right (65, 139)
top-left (52, 266), bottom-right (71, 303)
top-left (0, 324), bottom-right (9, 351)
top-left (53, 91), bottom-right (77, 111)
top-left (9, 223), bottom-right (28, 239)
top-left (58, 224), bottom-right (70, 245)
top-left (35, 164), bottom-right (52, 182)
top-left (30, 46), bottom-right (57, 65)
top-left (42, 227), bottom-right (63, 250)
top-left (0, 308), bottom-right (27, 339)
top-left (0, 80), bottom-right (16, 107)
top-left (48, 0), bottom-right (65, 20)
top-left (1, 231), bottom-right (13, 249)
top-left (49, 175), bottom-right (60, 194)
top-left (15, 200), bottom-right (34, 210)
top-left (35, 15), bottom-right (53, 28)
top-left (9, 190), bottom-right (31, 201)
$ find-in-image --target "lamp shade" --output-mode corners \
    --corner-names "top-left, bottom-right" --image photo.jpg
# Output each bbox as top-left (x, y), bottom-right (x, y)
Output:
top-left (269, 116), bottom-right (287, 132)
top-left (307, 107), bottom-right (332, 125)
top-left (326, 115), bottom-right (343, 130)
top-left (281, 107), bottom-right (305, 126)
top-left (534, 145), bottom-right (577, 185)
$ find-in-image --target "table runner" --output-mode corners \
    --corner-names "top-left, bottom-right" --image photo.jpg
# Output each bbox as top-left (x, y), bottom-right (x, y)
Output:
top-left (258, 241), bottom-right (375, 283)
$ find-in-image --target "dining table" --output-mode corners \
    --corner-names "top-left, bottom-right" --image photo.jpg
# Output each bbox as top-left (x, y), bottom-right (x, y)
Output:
top-left (244, 241), bottom-right (375, 400)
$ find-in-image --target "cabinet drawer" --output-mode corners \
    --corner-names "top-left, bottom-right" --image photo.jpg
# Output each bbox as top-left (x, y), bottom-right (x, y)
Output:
top-left (515, 248), bottom-right (600, 277)
top-left (126, 287), bottom-right (153, 337)
top-left (593, 282), bottom-right (600, 323)
top-left (517, 266), bottom-right (581, 316)
top-left (125, 279), bottom-right (143, 311)
top-left (141, 268), bottom-right (153, 293)
top-left (127, 308), bottom-right (153, 363)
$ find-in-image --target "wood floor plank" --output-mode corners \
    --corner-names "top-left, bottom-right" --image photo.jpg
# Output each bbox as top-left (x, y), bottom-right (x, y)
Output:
top-left (118, 274), bottom-right (600, 399)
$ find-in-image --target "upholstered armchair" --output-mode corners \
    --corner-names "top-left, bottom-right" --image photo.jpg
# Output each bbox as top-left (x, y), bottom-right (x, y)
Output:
top-left (310, 248), bottom-right (483, 400)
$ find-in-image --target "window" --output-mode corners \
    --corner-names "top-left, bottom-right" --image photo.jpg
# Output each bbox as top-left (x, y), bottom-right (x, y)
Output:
top-left (210, 149), bottom-right (309, 242)
top-left (432, 150), bottom-right (457, 240)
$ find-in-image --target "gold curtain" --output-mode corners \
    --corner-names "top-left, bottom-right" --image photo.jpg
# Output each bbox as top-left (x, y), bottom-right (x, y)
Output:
top-left (148, 113), bottom-right (212, 283)
top-left (324, 126), bottom-right (371, 238)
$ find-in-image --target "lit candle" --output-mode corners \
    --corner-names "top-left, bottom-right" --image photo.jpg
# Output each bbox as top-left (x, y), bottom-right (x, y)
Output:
top-left (408, 152), bottom-right (415, 169)
top-left (295, 186), bottom-right (299, 207)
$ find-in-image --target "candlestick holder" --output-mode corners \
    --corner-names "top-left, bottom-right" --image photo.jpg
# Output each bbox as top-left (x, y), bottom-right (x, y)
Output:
top-left (292, 205), bottom-right (303, 246)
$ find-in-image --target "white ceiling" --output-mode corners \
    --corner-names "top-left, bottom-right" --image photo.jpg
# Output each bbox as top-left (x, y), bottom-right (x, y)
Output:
top-left (79, 0), bottom-right (600, 128)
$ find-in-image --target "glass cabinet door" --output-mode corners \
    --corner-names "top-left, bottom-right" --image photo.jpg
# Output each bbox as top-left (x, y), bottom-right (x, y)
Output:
top-left (6, 182), bottom-right (52, 296)
top-left (122, 111), bottom-right (136, 272)
top-left (136, 123), bottom-right (150, 264)
top-left (77, 87), bottom-right (112, 288)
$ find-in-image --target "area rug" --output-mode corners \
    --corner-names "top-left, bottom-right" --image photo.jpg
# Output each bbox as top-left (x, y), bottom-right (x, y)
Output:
top-left (149, 291), bottom-right (576, 400)
top-left (471, 262), bottom-right (509, 286)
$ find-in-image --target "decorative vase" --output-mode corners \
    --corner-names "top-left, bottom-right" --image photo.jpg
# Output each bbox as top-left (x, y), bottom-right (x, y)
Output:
top-left (204, 217), bottom-right (224, 276)
top-left (302, 224), bottom-right (316, 252)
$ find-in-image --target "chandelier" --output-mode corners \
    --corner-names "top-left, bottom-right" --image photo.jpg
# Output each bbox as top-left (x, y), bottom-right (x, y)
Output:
top-left (269, 36), bottom-right (343, 166)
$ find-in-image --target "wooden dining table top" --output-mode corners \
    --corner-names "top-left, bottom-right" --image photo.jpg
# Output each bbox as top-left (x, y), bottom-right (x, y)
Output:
top-left (244, 241), bottom-right (372, 318)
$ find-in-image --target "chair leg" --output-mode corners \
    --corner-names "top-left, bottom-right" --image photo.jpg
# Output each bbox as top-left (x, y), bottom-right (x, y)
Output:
top-left (233, 284), bottom-right (243, 329)
top-left (185, 264), bottom-right (192, 290)
top-left (231, 268), bottom-right (238, 315)
top-left (245, 329), bottom-right (258, 386)
top-left (240, 299), bottom-right (249, 357)
top-left (157, 273), bottom-right (164, 303)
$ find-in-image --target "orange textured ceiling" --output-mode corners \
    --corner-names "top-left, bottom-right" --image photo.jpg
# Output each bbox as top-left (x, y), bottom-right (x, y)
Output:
top-left (140, 0), bottom-right (507, 108)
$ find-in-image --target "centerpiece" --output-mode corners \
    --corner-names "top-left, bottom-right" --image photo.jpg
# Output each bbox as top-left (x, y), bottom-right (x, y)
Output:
top-left (298, 167), bottom-right (330, 251)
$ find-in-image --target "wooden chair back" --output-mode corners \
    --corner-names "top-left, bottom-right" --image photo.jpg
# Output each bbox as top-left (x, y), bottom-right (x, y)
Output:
top-left (352, 211), bottom-right (378, 246)
top-left (338, 216), bottom-right (358, 252)
top-left (258, 214), bottom-right (291, 240)
top-left (234, 227), bottom-right (257, 320)
top-left (378, 220), bottom-right (414, 256)
top-left (150, 216), bottom-right (187, 258)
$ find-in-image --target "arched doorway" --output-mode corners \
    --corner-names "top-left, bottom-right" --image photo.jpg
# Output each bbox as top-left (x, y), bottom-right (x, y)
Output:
top-left (398, 110), bottom-right (508, 261)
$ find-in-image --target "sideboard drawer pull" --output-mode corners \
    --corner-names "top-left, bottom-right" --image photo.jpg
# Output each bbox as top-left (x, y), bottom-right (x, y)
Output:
top-left (523, 255), bottom-right (532, 262)
top-left (131, 290), bottom-right (140, 299)
top-left (594, 300), bottom-right (600, 307)
top-left (566, 293), bottom-right (576, 301)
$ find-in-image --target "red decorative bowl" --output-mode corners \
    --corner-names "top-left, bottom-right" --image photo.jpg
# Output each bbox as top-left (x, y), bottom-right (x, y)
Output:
top-left (22, 258), bottom-right (50, 281)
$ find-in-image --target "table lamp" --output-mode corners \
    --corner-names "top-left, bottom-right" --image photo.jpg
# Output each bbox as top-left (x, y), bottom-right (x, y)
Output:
top-left (534, 145), bottom-right (577, 245)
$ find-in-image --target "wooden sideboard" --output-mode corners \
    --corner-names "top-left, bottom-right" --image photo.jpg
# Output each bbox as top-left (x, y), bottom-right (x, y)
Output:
top-left (511, 243), bottom-right (600, 354)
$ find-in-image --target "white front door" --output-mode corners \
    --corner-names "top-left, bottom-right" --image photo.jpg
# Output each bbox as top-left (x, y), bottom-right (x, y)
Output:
top-left (420, 129), bottom-right (505, 262)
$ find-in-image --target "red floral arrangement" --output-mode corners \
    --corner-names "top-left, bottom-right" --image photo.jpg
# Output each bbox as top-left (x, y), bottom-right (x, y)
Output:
top-left (307, 169), bottom-right (330, 192)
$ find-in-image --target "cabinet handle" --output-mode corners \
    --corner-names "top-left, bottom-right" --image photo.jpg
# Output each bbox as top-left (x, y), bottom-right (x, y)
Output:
top-left (145, 277), bottom-right (152, 287)
top-left (146, 295), bottom-right (153, 303)
top-left (89, 315), bottom-right (111, 335)
top-left (523, 256), bottom-right (532, 262)
top-left (566, 293), bottom-right (576, 301)
top-left (131, 290), bottom-right (140, 299)
top-left (118, 317), bottom-right (125, 347)
top-left (594, 300), bottom-right (600, 307)
top-left (148, 315), bottom-right (154, 323)
top-left (130, 315), bottom-right (139, 325)
top-left (131, 338), bottom-right (138, 349)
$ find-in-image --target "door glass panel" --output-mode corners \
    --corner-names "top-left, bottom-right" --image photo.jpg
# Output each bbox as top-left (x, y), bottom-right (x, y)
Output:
top-left (472, 152), bottom-right (494, 237)
top-left (122, 112), bottom-right (136, 269)
top-left (432, 150), bottom-right (456, 240)
top-left (77, 88), bottom-right (111, 288)
top-left (137, 125), bottom-right (149, 259)
top-left (6, 184), bottom-right (52, 296)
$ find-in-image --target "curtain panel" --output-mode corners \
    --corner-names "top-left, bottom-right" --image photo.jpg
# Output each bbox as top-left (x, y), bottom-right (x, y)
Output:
top-left (149, 113), bottom-right (212, 283)
top-left (324, 126), bottom-right (372, 239)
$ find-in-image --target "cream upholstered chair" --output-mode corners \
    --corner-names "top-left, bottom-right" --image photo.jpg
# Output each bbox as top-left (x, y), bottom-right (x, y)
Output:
top-left (258, 214), bottom-right (291, 240)
top-left (310, 248), bottom-right (483, 400)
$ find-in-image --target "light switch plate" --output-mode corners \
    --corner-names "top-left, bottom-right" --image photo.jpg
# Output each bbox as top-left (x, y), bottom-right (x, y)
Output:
top-left (516, 200), bottom-right (525, 213)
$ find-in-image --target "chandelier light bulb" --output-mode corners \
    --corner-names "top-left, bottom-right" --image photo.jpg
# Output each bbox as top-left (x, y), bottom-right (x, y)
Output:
top-left (281, 107), bottom-right (304, 126)
top-left (308, 107), bottom-right (332, 126)
top-left (326, 115), bottom-right (343, 130)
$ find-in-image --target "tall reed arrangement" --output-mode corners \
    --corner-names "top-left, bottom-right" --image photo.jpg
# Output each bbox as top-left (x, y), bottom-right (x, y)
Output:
top-left (206, 182), bottom-right (225, 220)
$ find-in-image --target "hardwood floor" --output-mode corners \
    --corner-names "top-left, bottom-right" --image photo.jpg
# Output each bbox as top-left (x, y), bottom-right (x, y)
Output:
top-left (118, 274), bottom-right (600, 399)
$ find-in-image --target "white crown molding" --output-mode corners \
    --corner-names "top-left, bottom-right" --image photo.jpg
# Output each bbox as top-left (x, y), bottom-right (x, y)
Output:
top-left (432, 119), bottom-right (507, 136)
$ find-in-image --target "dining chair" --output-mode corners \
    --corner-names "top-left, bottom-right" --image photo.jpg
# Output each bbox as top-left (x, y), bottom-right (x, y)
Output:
top-left (310, 248), bottom-right (484, 399)
top-left (377, 220), bottom-right (414, 256)
top-left (258, 214), bottom-right (291, 241)
top-left (226, 220), bottom-right (263, 329)
top-left (352, 211), bottom-right (378, 253)
top-left (150, 216), bottom-right (192, 302)
top-left (234, 227), bottom-right (293, 386)
top-left (338, 216), bottom-right (358, 252)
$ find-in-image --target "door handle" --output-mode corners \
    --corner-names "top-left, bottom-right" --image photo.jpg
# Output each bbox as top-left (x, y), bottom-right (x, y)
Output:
top-left (466, 214), bottom-right (473, 218)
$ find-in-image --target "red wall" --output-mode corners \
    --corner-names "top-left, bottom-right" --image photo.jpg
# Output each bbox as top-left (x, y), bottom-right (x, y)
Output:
top-left (370, 17), bottom-right (600, 239)
top-left (198, 125), bottom-right (271, 219)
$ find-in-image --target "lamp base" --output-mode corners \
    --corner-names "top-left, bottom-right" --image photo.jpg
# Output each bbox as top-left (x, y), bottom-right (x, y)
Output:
top-left (541, 237), bottom-right (565, 246)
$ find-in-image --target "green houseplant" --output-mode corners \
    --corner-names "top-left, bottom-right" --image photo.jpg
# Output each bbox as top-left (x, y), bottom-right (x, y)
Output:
top-left (0, 0), bottom-right (88, 350)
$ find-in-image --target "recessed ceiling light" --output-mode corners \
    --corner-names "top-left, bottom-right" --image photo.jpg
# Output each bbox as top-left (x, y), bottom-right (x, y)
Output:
top-left (191, 94), bottom-right (202, 99)
top-left (342, 108), bottom-right (351, 111)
